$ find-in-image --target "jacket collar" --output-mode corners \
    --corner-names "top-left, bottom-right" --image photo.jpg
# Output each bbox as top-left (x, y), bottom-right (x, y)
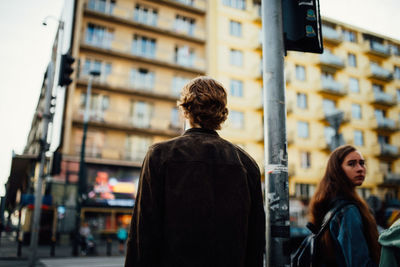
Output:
top-left (183, 127), bottom-right (219, 136)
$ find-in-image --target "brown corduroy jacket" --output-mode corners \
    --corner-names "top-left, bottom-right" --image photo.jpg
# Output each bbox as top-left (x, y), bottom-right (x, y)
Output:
top-left (124, 128), bottom-right (265, 267)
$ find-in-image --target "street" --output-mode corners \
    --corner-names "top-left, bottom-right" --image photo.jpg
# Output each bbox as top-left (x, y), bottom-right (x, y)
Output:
top-left (0, 256), bottom-right (125, 267)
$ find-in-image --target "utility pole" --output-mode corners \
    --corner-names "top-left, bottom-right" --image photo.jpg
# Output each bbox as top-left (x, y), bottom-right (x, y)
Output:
top-left (261, 0), bottom-right (290, 266)
top-left (29, 62), bottom-right (54, 267)
top-left (73, 70), bottom-right (100, 256)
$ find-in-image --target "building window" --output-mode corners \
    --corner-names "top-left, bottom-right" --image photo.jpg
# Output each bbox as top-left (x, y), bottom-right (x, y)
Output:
top-left (229, 20), bottom-right (242, 37)
top-left (174, 15), bottom-right (196, 36)
top-left (348, 53), bottom-right (357, 67)
top-left (132, 34), bottom-right (156, 58)
top-left (295, 183), bottom-right (315, 199)
top-left (397, 88), bottom-right (400, 102)
top-left (295, 65), bottom-right (306, 81)
top-left (230, 79), bottom-right (243, 97)
top-left (88, 0), bottom-right (116, 14)
top-left (229, 110), bottom-right (244, 129)
top-left (300, 151), bottom-right (311, 169)
top-left (86, 23), bottom-right (114, 48)
top-left (297, 121), bottom-right (309, 138)
top-left (375, 108), bottom-right (385, 119)
top-left (343, 29), bottom-right (357, 42)
top-left (175, 45), bottom-right (195, 67)
top-left (230, 49), bottom-right (243, 66)
top-left (80, 93), bottom-right (109, 121)
top-left (170, 107), bottom-right (180, 129)
top-left (222, 0), bottom-right (246, 10)
top-left (82, 59), bottom-right (112, 82)
top-left (354, 130), bottom-right (364, 146)
top-left (351, 104), bottom-right (362, 119)
top-left (172, 76), bottom-right (190, 96)
top-left (394, 66), bottom-right (400, 79)
top-left (129, 68), bottom-right (155, 90)
top-left (322, 99), bottom-right (337, 115)
top-left (349, 77), bottom-right (359, 93)
top-left (324, 126), bottom-right (335, 144)
top-left (373, 83), bottom-right (384, 94)
top-left (130, 101), bottom-right (153, 128)
top-left (133, 4), bottom-right (158, 26)
top-left (296, 93), bottom-right (307, 109)
top-left (390, 44), bottom-right (400, 56)
top-left (125, 135), bottom-right (152, 162)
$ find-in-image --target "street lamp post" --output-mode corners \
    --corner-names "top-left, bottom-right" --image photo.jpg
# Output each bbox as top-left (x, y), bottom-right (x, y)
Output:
top-left (72, 70), bottom-right (100, 256)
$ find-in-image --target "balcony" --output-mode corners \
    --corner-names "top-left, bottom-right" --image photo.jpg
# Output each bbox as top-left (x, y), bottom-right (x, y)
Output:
top-left (318, 77), bottom-right (347, 96)
top-left (321, 26), bottom-right (343, 45)
top-left (365, 40), bottom-right (391, 58)
top-left (81, 36), bottom-right (206, 74)
top-left (319, 51), bottom-right (345, 70)
top-left (371, 90), bottom-right (397, 106)
top-left (383, 172), bottom-right (400, 185)
top-left (153, 0), bottom-right (207, 13)
top-left (374, 116), bottom-right (398, 131)
top-left (72, 109), bottom-right (182, 138)
top-left (85, 1), bottom-right (206, 42)
top-left (76, 71), bottom-right (182, 102)
top-left (379, 143), bottom-right (399, 157)
top-left (74, 144), bottom-right (146, 164)
top-left (367, 64), bottom-right (393, 81)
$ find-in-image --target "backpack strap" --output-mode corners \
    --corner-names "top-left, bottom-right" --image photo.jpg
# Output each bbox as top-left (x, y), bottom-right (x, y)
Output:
top-left (316, 201), bottom-right (354, 237)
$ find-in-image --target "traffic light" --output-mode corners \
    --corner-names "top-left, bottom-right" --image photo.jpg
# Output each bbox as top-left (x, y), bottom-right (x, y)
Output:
top-left (282, 0), bottom-right (323, 54)
top-left (58, 54), bottom-right (75, 86)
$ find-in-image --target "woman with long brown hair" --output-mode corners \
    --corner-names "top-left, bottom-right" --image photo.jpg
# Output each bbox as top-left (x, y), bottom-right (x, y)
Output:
top-left (308, 145), bottom-right (380, 266)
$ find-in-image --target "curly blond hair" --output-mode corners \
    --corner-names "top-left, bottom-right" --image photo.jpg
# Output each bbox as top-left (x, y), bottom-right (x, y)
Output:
top-left (178, 76), bottom-right (228, 130)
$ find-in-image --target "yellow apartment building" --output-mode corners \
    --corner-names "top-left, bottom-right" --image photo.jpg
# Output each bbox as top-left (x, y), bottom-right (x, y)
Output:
top-left (210, 0), bottom-right (400, 203)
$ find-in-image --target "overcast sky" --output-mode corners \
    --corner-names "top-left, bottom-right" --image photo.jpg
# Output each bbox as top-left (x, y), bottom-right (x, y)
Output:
top-left (0, 0), bottom-right (399, 196)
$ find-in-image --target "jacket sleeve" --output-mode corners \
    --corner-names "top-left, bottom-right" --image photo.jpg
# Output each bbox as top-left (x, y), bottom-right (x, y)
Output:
top-left (330, 205), bottom-right (377, 267)
top-left (125, 147), bottom-right (163, 267)
top-left (245, 164), bottom-right (266, 267)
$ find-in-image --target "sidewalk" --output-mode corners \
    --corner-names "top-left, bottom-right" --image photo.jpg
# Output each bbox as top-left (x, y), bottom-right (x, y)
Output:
top-left (0, 231), bottom-right (126, 263)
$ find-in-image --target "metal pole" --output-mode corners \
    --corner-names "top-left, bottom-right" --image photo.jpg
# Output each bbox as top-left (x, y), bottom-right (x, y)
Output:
top-left (261, 0), bottom-right (290, 266)
top-left (29, 61), bottom-right (54, 267)
top-left (73, 71), bottom-right (99, 256)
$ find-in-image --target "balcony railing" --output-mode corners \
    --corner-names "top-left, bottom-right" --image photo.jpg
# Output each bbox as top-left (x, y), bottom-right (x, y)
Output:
top-left (369, 64), bottom-right (393, 81)
top-left (380, 143), bottom-right (399, 156)
top-left (74, 144), bottom-right (147, 162)
top-left (86, 0), bottom-right (206, 40)
top-left (373, 90), bottom-right (397, 106)
top-left (369, 41), bottom-right (391, 57)
top-left (319, 52), bottom-right (345, 69)
top-left (375, 116), bottom-right (398, 130)
top-left (320, 77), bottom-right (347, 95)
top-left (82, 35), bottom-right (206, 72)
top-left (77, 70), bottom-right (184, 100)
top-left (73, 108), bottom-right (182, 135)
top-left (384, 172), bottom-right (400, 184)
top-left (322, 26), bottom-right (343, 44)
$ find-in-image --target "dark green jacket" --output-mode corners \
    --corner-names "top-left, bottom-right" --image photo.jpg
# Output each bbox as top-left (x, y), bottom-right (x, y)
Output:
top-left (125, 128), bottom-right (265, 267)
top-left (379, 218), bottom-right (400, 267)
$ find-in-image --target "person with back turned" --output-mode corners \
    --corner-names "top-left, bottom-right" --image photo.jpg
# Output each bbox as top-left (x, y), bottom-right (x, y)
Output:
top-left (124, 76), bottom-right (265, 267)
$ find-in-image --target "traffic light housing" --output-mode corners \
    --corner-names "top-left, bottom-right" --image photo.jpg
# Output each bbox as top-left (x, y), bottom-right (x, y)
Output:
top-left (282, 0), bottom-right (323, 54)
top-left (58, 54), bottom-right (75, 86)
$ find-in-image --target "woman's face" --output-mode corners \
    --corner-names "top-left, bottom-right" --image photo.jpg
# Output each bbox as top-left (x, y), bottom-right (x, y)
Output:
top-left (341, 150), bottom-right (366, 186)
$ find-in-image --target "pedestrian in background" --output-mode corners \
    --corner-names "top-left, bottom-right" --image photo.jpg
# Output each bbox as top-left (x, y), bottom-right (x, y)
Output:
top-left (124, 76), bottom-right (265, 267)
top-left (379, 212), bottom-right (400, 267)
top-left (117, 223), bottom-right (128, 254)
top-left (308, 145), bottom-right (380, 266)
